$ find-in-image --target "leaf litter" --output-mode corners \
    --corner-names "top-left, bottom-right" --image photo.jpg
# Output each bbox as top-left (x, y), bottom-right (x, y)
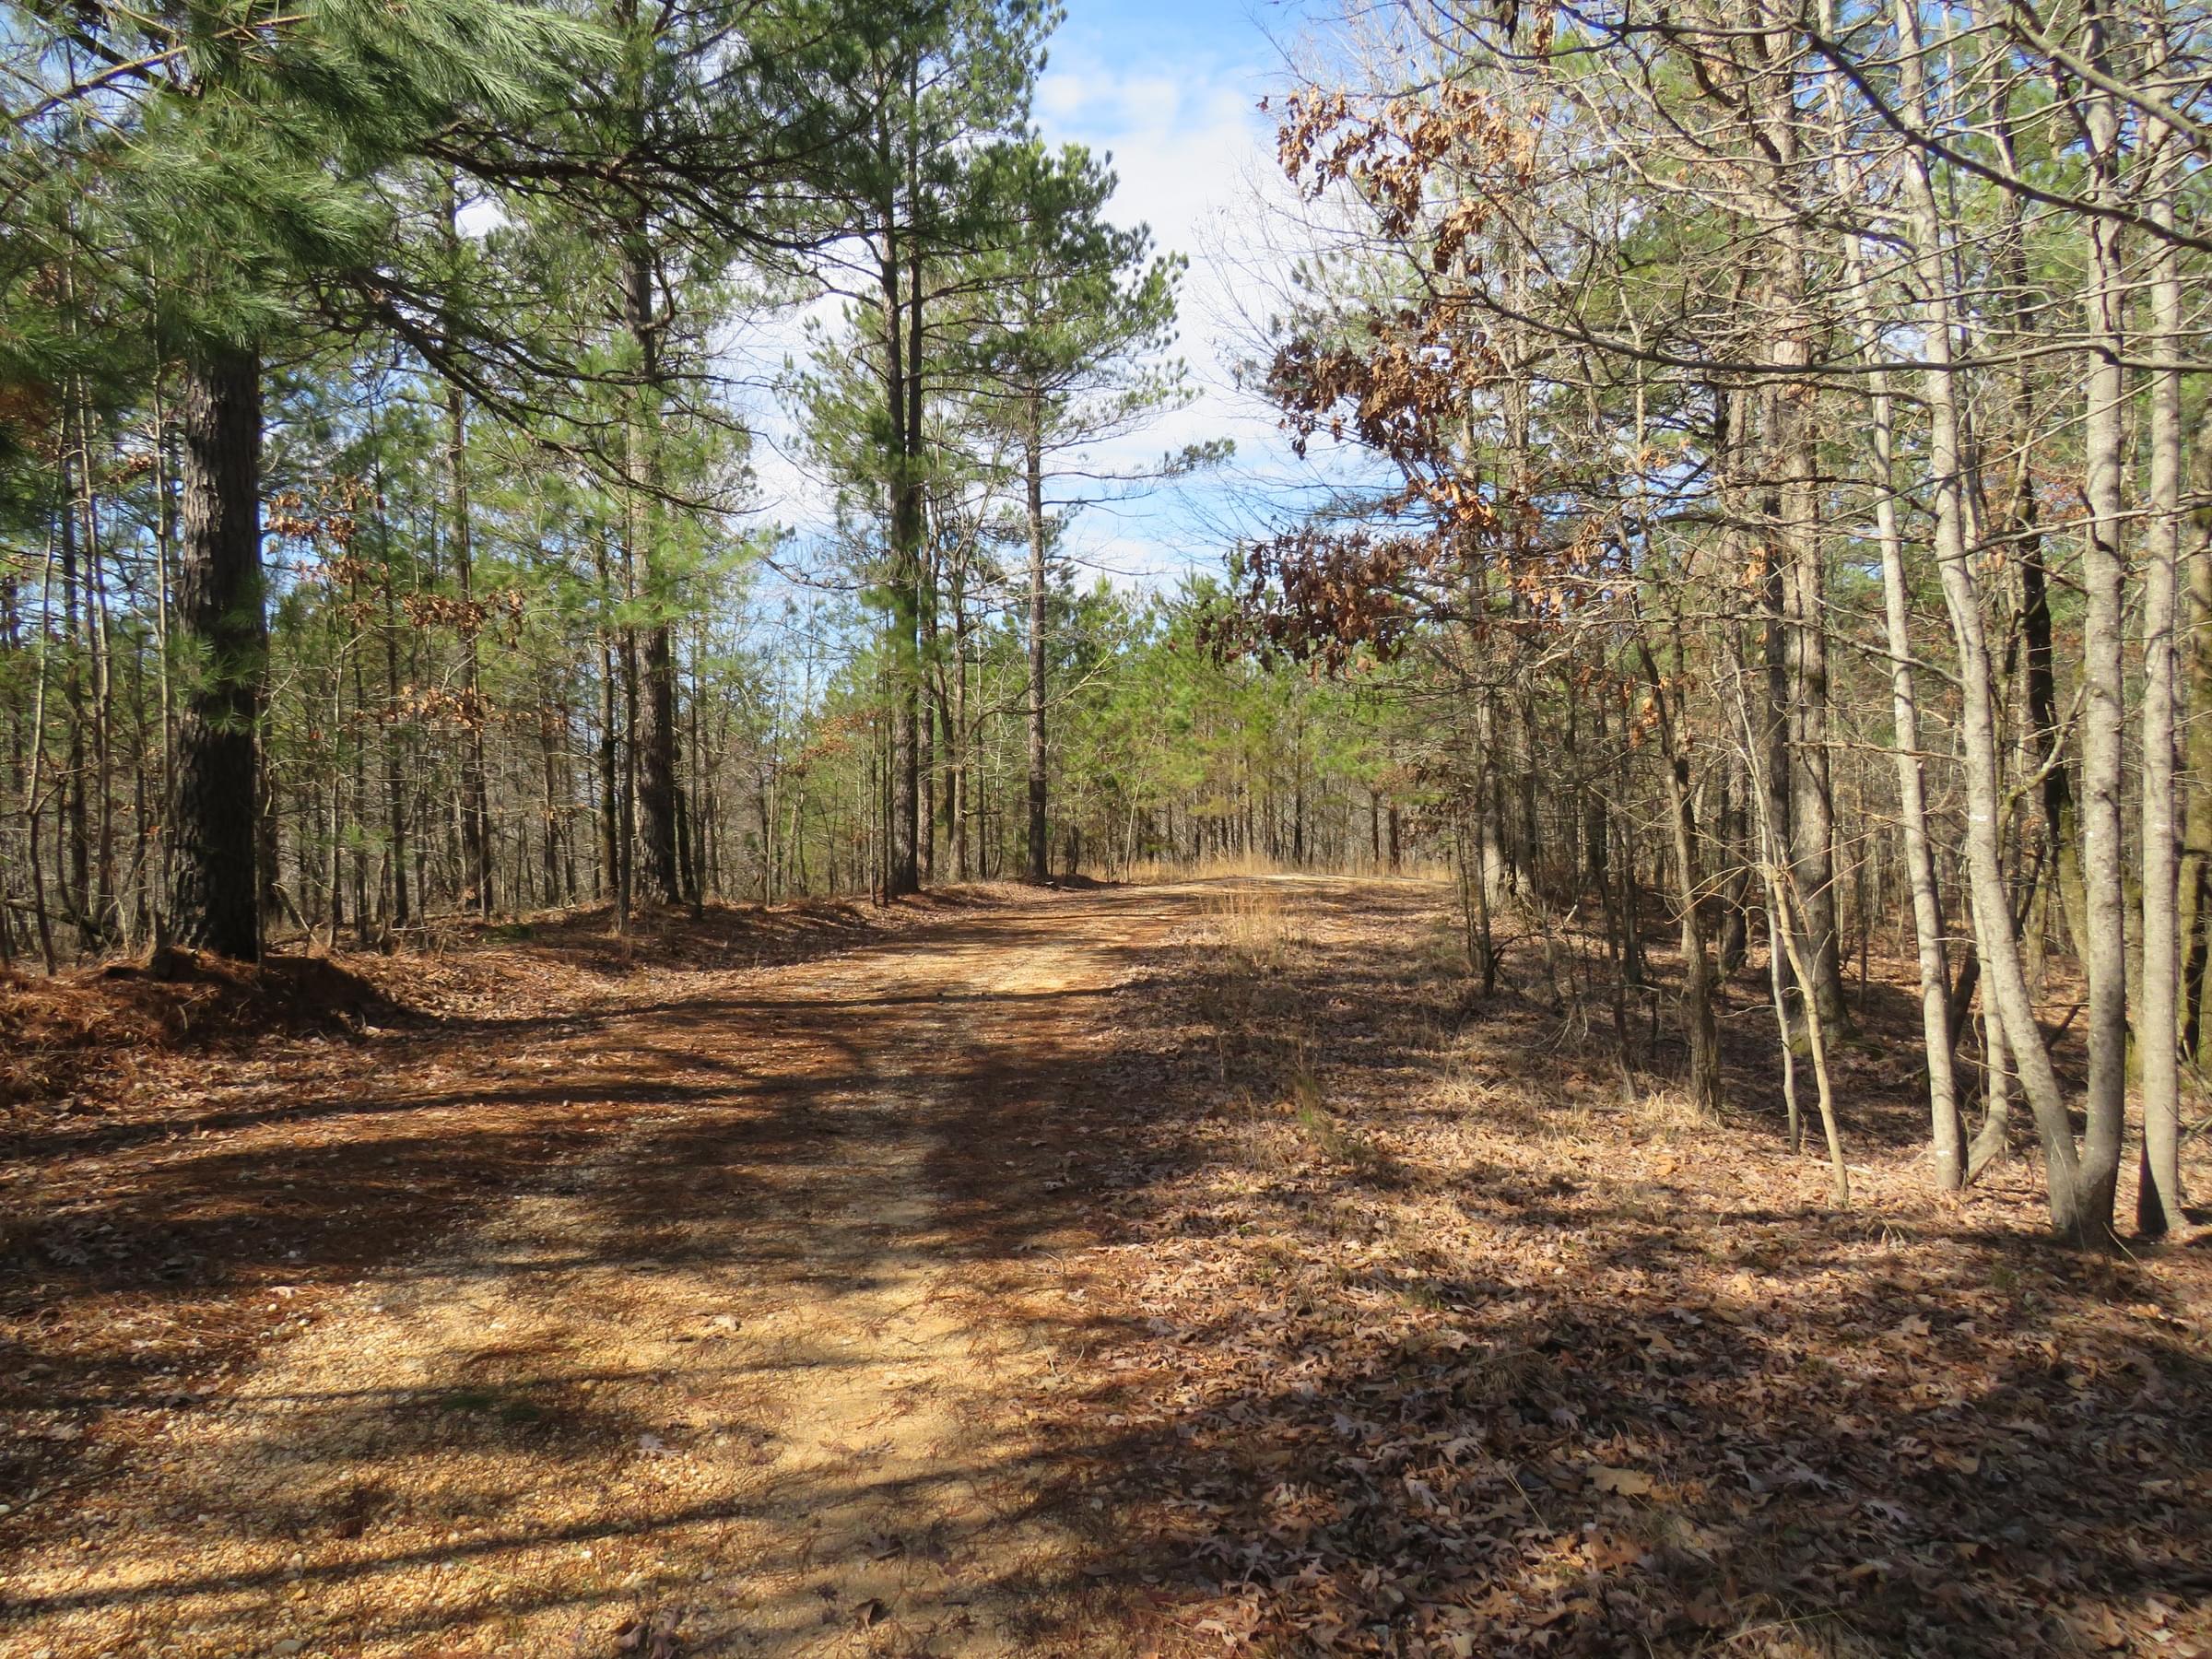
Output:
top-left (1011, 877), bottom-right (2212, 1657)
top-left (0, 877), bottom-right (2206, 1658)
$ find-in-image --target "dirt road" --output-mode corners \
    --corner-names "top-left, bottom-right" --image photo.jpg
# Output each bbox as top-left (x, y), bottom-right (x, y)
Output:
top-left (4, 881), bottom-right (1206, 1659)
top-left (13, 875), bottom-right (2211, 1659)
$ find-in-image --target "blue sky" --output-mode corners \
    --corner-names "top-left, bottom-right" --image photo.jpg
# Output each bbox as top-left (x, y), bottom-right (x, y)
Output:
top-left (1027, 0), bottom-right (1312, 589)
top-left (1050, 0), bottom-right (1291, 65)
top-left (745, 0), bottom-right (1345, 596)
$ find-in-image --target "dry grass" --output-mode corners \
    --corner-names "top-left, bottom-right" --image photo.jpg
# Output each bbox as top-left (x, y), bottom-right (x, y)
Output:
top-left (1205, 881), bottom-right (1295, 971)
top-left (1122, 850), bottom-right (1455, 885)
top-left (1124, 850), bottom-right (1289, 883)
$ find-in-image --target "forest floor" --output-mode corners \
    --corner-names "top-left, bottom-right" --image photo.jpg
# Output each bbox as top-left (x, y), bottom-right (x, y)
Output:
top-left (3, 876), bottom-right (2210, 1658)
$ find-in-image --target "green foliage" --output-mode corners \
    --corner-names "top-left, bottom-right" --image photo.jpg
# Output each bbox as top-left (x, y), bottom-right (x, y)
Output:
top-left (0, 0), bottom-right (1398, 965)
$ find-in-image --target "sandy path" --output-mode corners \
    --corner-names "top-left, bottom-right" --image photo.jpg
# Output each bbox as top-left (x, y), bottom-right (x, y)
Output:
top-left (4, 884), bottom-right (1196, 1659)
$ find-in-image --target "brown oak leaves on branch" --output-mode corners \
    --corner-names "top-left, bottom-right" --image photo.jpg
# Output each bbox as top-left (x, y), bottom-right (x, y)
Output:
top-left (1213, 528), bottom-right (1437, 673)
top-left (1226, 73), bottom-right (1593, 676)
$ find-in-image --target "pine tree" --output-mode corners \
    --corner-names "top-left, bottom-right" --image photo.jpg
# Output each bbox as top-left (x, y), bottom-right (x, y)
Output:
top-left (961, 140), bottom-right (1204, 880)
top-left (815, 0), bottom-right (1049, 896)
top-left (15, 0), bottom-right (603, 957)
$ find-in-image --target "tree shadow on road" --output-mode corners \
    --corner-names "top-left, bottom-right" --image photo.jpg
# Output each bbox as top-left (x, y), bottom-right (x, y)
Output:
top-left (3, 876), bottom-right (2206, 1658)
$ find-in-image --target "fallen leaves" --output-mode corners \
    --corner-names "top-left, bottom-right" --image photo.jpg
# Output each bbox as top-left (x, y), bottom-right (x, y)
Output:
top-left (1586, 1465), bottom-right (1653, 1497)
top-left (1037, 879), bottom-right (2212, 1658)
top-left (6, 879), bottom-right (2210, 1659)
top-left (612, 1606), bottom-right (681, 1656)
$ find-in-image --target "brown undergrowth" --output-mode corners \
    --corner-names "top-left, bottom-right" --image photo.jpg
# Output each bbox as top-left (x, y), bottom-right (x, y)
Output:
top-left (0, 951), bottom-right (394, 1108)
top-left (1029, 877), bottom-right (2212, 1656)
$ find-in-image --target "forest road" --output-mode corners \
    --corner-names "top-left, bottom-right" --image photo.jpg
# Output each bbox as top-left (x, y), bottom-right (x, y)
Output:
top-left (6, 878), bottom-right (1217, 1659)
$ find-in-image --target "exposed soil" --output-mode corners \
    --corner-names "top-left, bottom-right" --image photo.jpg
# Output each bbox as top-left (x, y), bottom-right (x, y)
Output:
top-left (2, 877), bottom-right (2208, 1658)
top-left (1, 883), bottom-right (1167, 1657)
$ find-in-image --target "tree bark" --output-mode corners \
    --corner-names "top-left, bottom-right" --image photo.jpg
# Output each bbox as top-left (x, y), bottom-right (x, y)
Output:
top-left (879, 194), bottom-right (924, 898)
top-left (444, 377), bottom-right (491, 921)
top-left (2073, 0), bottom-right (2130, 1236)
top-left (624, 238), bottom-right (684, 908)
top-left (1025, 410), bottom-right (1049, 884)
top-left (2138, 88), bottom-right (2186, 1238)
top-left (169, 344), bottom-right (264, 960)
top-left (1751, 6), bottom-right (1848, 1038)
top-left (1871, 366), bottom-right (1965, 1190)
top-left (1894, 8), bottom-right (2090, 1241)
top-left (1640, 634), bottom-right (1722, 1117)
top-left (2180, 415), bottom-right (2212, 1063)
top-left (1834, 77), bottom-right (1965, 1184)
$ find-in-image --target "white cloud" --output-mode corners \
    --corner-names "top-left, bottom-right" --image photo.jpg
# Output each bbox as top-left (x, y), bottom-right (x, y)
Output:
top-left (1031, 44), bottom-right (1300, 586)
top-left (453, 196), bottom-right (508, 239)
top-left (734, 10), bottom-right (1343, 594)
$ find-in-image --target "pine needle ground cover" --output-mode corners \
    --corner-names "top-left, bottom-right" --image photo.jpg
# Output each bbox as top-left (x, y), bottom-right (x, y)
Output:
top-left (0, 877), bottom-right (2206, 1657)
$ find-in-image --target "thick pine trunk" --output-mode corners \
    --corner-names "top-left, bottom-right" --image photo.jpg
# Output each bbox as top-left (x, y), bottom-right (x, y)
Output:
top-left (445, 379), bottom-right (491, 920)
top-left (636, 618), bottom-right (683, 904)
top-left (58, 437), bottom-right (88, 943)
top-left (887, 533), bottom-right (922, 900)
top-left (378, 517), bottom-right (411, 929)
top-left (949, 578), bottom-right (971, 881)
top-left (878, 215), bottom-right (924, 898)
top-left (620, 238), bottom-right (684, 908)
top-left (920, 562), bottom-right (937, 887)
top-left (1749, 14), bottom-right (1847, 1039)
top-left (595, 542), bottom-right (621, 907)
top-left (169, 345), bottom-right (264, 960)
top-left (2180, 416), bottom-right (2212, 1065)
top-left (619, 623), bottom-right (639, 930)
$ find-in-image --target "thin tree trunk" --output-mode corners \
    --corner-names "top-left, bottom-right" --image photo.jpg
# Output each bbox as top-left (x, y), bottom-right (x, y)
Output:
top-left (2138, 90), bottom-right (2187, 1238)
top-left (1840, 124), bottom-right (1966, 1186)
top-left (148, 368), bottom-right (178, 937)
top-left (1772, 855), bottom-right (1850, 1206)
top-left (377, 497), bottom-right (410, 930)
top-left (2072, 0), bottom-right (2131, 1236)
top-left (951, 573), bottom-right (971, 881)
top-left (1639, 633), bottom-right (1722, 1117)
top-left (1025, 409), bottom-right (1049, 883)
top-left (1751, 17), bottom-right (1847, 1037)
top-left (20, 529), bottom-right (61, 972)
top-left (1893, 11), bottom-right (2089, 1240)
top-left (1871, 364), bottom-right (1965, 1187)
top-left (1969, 1006), bottom-right (2012, 1181)
top-left (57, 422), bottom-right (88, 943)
top-left (445, 375), bottom-right (490, 922)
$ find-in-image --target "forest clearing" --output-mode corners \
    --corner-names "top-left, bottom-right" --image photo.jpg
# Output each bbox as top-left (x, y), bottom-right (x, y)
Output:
top-left (11, 0), bottom-right (2212, 1651)
top-left (1, 874), bottom-right (2206, 1658)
